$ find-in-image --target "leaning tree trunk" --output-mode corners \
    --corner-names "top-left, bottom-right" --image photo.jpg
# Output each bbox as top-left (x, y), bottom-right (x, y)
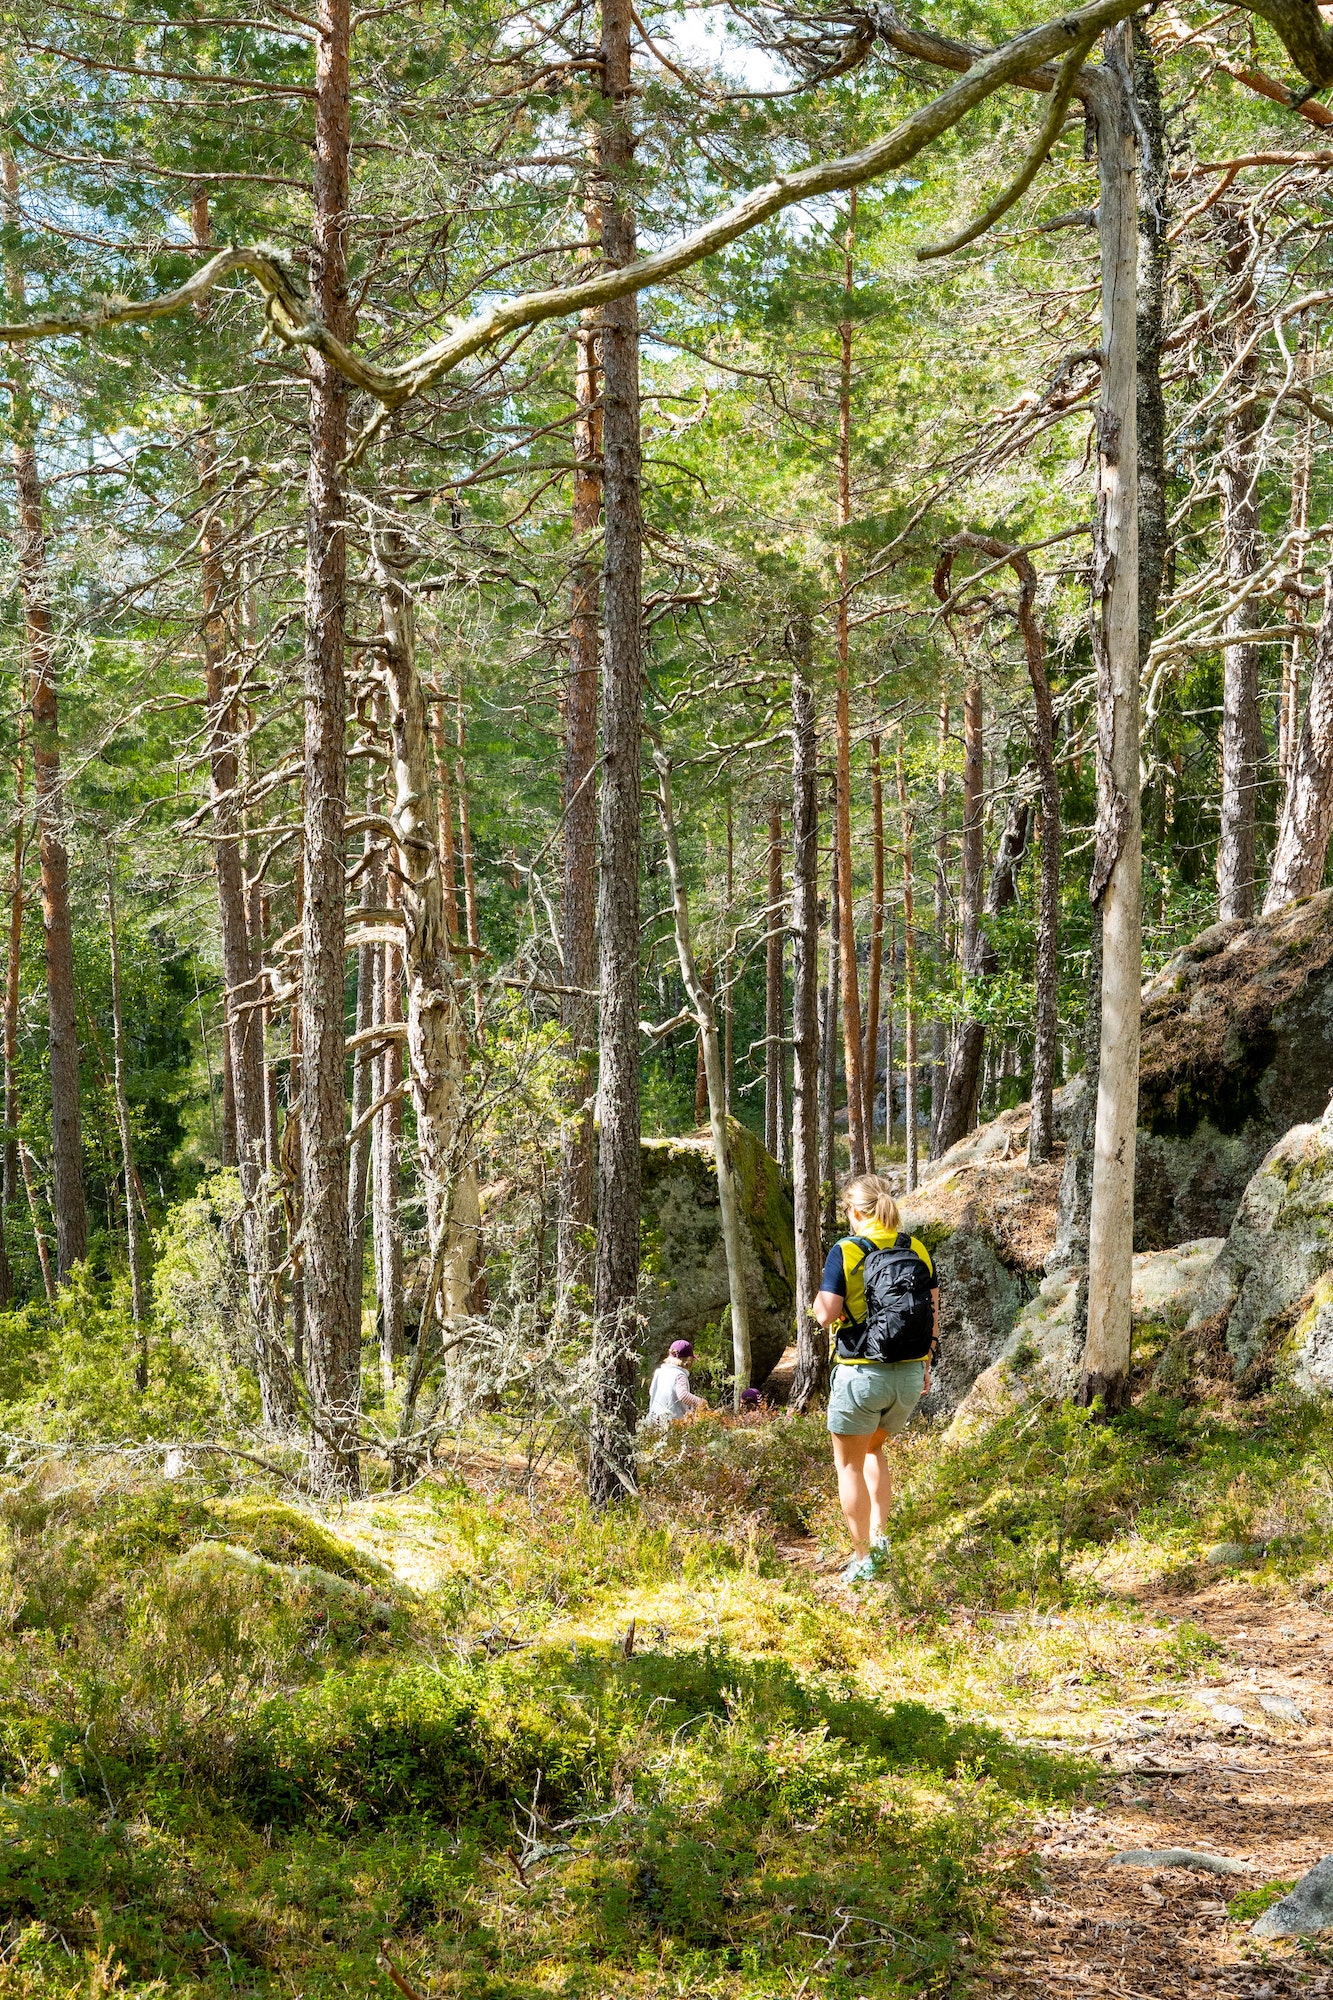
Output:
top-left (556, 295), bottom-right (601, 1305)
top-left (1216, 210), bottom-right (1263, 925)
top-left (1264, 571), bottom-right (1333, 910)
top-left (788, 614), bottom-right (828, 1412)
top-left (370, 539), bottom-right (483, 1353)
top-left (588, 0), bottom-right (643, 1508)
top-left (1081, 44), bottom-right (1141, 1412)
top-left (302, 0), bottom-right (360, 1493)
top-left (2, 154), bottom-right (86, 1279)
top-left (655, 750), bottom-right (751, 1405)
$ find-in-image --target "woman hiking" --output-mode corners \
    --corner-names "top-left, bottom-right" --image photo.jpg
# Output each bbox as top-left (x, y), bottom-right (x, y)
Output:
top-left (812, 1173), bottom-right (938, 1586)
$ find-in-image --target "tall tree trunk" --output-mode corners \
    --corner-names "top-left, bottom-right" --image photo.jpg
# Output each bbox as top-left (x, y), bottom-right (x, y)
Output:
top-left (1264, 571), bottom-right (1333, 910)
top-left (934, 673), bottom-right (984, 1151)
top-left (931, 691), bottom-right (949, 1157)
top-left (788, 614), bottom-right (827, 1412)
top-left (192, 190), bottom-right (293, 1431)
top-left (369, 537), bottom-right (482, 1419)
top-left (1217, 212), bottom-right (1263, 924)
top-left (373, 891), bottom-right (404, 1375)
top-left (2, 723), bottom-right (24, 1305)
top-left (302, 0), bottom-right (359, 1492)
top-left (834, 195), bottom-right (869, 1176)
top-left (105, 845), bottom-right (146, 1387)
top-left (820, 801), bottom-right (840, 1242)
top-left (1282, 336), bottom-right (1314, 806)
top-left (765, 800), bottom-right (784, 1159)
top-left (724, 789), bottom-right (734, 1111)
top-left (885, 906), bottom-right (895, 1147)
top-left (347, 780), bottom-right (381, 1298)
top-left (588, 0), bottom-right (643, 1508)
top-left (895, 743), bottom-right (919, 1193)
top-left (1081, 45), bottom-right (1141, 1411)
top-left (1134, 20), bottom-right (1170, 672)
top-left (861, 733), bottom-right (884, 1153)
top-left (2, 154), bottom-right (87, 1279)
top-left (557, 300), bottom-right (601, 1304)
top-left (655, 750), bottom-right (751, 1404)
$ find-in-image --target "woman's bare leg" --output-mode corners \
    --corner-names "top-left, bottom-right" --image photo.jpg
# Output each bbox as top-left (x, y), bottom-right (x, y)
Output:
top-left (831, 1429), bottom-right (888, 1553)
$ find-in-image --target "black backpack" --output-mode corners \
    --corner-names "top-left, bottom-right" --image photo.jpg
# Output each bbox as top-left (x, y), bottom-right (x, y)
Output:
top-left (837, 1232), bottom-right (935, 1363)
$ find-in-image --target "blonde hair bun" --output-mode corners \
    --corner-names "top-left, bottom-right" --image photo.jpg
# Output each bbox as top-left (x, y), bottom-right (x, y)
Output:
top-left (842, 1172), bottom-right (900, 1234)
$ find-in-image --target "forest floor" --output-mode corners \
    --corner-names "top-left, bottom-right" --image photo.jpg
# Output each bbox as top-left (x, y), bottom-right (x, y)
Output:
top-left (9, 1387), bottom-right (1333, 1997)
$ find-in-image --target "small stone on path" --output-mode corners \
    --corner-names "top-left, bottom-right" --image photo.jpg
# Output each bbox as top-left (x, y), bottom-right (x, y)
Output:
top-left (1258, 1694), bottom-right (1307, 1725)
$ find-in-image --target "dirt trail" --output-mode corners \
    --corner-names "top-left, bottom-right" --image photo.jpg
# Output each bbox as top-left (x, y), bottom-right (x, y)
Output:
top-left (985, 1585), bottom-right (1333, 1998)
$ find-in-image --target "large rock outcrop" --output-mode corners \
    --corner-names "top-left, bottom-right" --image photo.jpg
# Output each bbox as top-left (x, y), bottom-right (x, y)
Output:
top-left (952, 1238), bottom-right (1224, 1429)
top-left (1185, 1107), bottom-right (1333, 1392)
top-left (641, 1122), bottom-right (795, 1387)
top-left (1133, 889), bottom-right (1333, 1248)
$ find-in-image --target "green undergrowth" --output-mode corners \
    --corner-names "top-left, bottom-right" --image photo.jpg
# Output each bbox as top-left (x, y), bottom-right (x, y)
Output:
top-left (0, 1449), bottom-right (1081, 2000)
top-left (6, 1389), bottom-right (1332, 1996)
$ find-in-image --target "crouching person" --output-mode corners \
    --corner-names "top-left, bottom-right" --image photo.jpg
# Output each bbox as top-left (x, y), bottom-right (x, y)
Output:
top-left (812, 1173), bottom-right (938, 1586)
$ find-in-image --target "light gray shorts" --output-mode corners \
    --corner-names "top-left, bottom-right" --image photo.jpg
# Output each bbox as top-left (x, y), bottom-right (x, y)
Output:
top-left (827, 1358), bottom-right (927, 1438)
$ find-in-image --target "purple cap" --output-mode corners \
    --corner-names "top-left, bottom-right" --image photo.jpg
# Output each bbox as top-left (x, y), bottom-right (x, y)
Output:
top-left (740, 1387), bottom-right (761, 1406)
top-left (669, 1339), bottom-right (694, 1360)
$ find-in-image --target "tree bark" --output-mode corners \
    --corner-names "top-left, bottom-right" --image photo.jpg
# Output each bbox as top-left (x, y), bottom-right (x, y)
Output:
top-left (557, 301), bottom-right (601, 1304)
top-left (895, 742), bottom-right (919, 1193)
top-left (788, 614), bottom-right (827, 1412)
top-left (302, 0), bottom-right (360, 1493)
top-left (820, 796), bottom-right (841, 1242)
top-left (1134, 20), bottom-right (1170, 673)
top-left (931, 692), bottom-right (949, 1157)
top-left (588, 0), bottom-right (643, 1509)
top-left (1, 723), bottom-right (24, 1305)
top-left (2, 155), bottom-right (87, 1280)
top-left (105, 845), bottom-right (146, 1386)
top-left (861, 734), bottom-right (885, 1153)
top-left (369, 538), bottom-right (482, 1388)
top-left (190, 192), bottom-right (294, 1430)
top-left (1281, 341), bottom-right (1314, 804)
top-left (934, 673), bottom-right (985, 1151)
top-left (347, 781), bottom-right (381, 1296)
top-left (1264, 571), bottom-right (1333, 910)
top-left (834, 195), bottom-right (869, 1177)
top-left (765, 800), bottom-right (784, 1160)
top-left (455, 688), bottom-right (482, 1028)
top-left (1217, 211), bottom-right (1263, 924)
top-left (1081, 46), bottom-right (1141, 1411)
top-left (373, 888), bottom-right (404, 1375)
top-left (655, 750), bottom-right (751, 1405)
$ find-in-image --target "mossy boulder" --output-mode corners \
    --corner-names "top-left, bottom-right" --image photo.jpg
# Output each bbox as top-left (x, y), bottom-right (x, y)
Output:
top-left (1186, 1109), bottom-right (1333, 1388)
top-left (641, 1122), bottom-right (795, 1390)
top-left (1134, 889), bottom-right (1333, 1249)
top-left (952, 1238), bottom-right (1224, 1431)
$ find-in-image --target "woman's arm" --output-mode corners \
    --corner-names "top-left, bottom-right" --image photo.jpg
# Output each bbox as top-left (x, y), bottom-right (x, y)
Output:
top-left (812, 1289), bottom-right (844, 1329)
